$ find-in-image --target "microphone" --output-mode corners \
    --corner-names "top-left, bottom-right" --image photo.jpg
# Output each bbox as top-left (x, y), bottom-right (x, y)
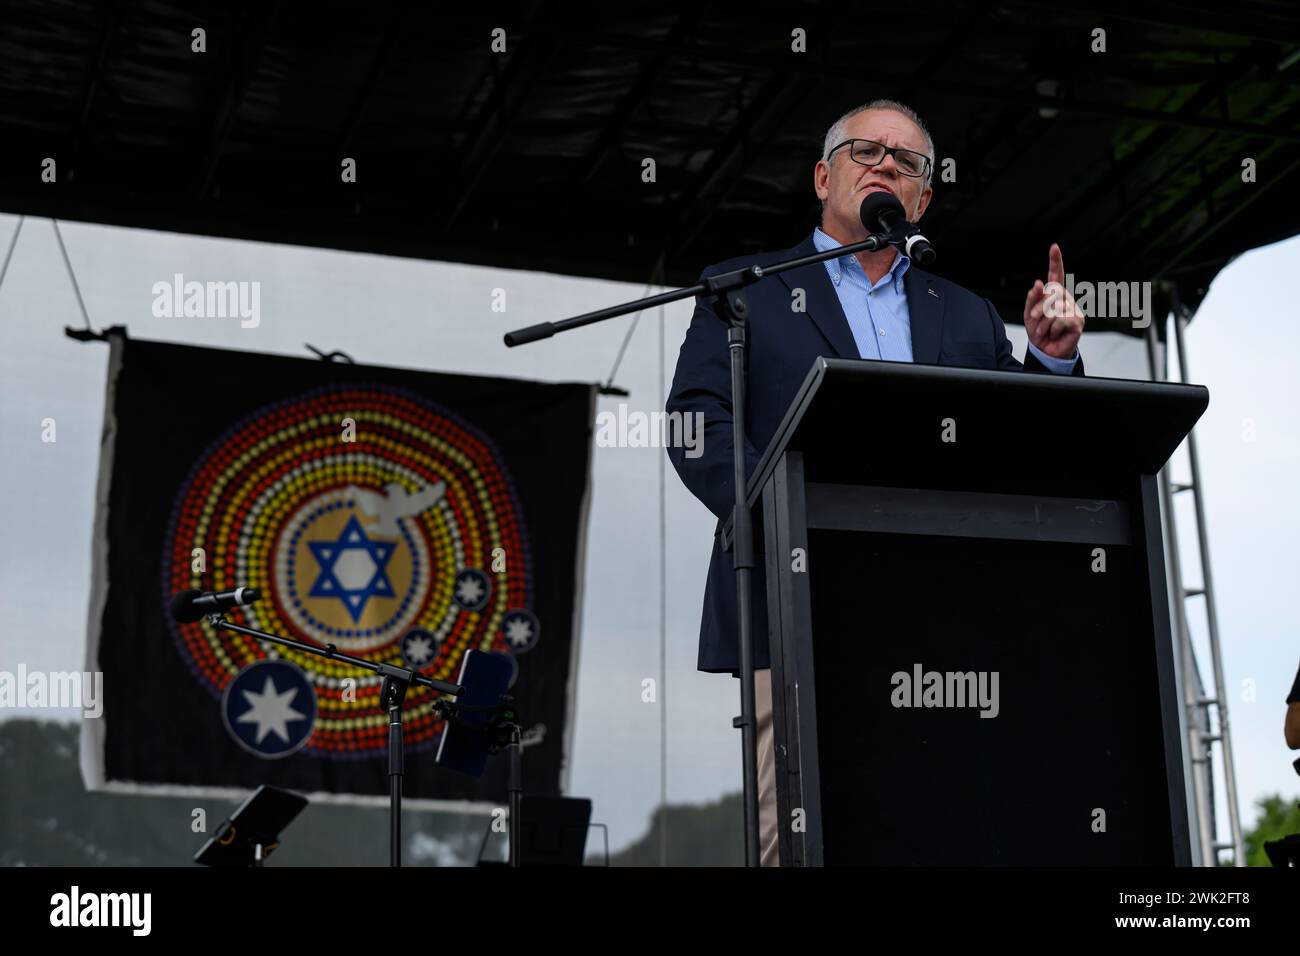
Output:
top-left (902, 231), bottom-right (937, 268)
top-left (857, 192), bottom-right (937, 267)
top-left (170, 587), bottom-right (262, 623)
top-left (859, 191), bottom-right (905, 235)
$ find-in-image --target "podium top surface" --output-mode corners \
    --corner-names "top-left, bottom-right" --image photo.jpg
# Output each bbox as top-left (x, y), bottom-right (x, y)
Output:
top-left (747, 357), bottom-right (1208, 503)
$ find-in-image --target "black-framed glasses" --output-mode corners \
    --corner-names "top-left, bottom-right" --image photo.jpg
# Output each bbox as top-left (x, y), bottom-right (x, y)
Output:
top-left (827, 138), bottom-right (931, 178)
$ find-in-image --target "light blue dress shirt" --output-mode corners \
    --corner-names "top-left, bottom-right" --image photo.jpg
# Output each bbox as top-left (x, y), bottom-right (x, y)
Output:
top-left (811, 227), bottom-right (1079, 373)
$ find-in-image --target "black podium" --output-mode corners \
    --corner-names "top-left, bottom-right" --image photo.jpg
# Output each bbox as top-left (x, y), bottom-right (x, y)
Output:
top-left (733, 358), bottom-right (1206, 866)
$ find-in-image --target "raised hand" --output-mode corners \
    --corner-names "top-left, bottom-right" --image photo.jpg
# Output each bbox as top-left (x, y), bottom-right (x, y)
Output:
top-left (1023, 243), bottom-right (1085, 359)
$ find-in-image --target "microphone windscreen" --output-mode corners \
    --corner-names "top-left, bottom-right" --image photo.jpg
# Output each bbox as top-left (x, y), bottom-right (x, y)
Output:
top-left (169, 589), bottom-right (205, 624)
top-left (859, 191), bottom-right (904, 233)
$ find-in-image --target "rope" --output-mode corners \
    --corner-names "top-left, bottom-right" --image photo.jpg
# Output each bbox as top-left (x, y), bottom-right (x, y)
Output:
top-left (658, 268), bottom-right (669, 867)
top-left (51, 219), bottom-right (94, 331)
top-left (602, 251), bottom-right (668, 390)
top-left (598, 250), bottom-right (672, 864)
top-left (0, 215), bottom-right (25, 298)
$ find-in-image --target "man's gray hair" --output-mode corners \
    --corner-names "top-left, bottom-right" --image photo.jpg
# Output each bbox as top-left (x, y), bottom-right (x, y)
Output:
top-left (822, 100), bottom-right (935, 185)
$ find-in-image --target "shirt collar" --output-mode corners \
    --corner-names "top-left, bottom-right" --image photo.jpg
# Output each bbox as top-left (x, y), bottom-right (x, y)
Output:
top-left (813, 226), bottom-right (910, 292)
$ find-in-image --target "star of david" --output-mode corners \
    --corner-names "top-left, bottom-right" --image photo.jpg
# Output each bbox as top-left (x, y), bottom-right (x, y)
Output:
top-left (307, 514), bottom-right (397, 622)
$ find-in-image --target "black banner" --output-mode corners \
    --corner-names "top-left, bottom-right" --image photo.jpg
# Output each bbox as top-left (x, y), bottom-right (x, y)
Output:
top-left (83, 335), bottom-right (593, 805)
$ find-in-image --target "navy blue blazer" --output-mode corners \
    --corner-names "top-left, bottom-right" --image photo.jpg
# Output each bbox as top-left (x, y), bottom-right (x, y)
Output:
top-left (665, 233), bottom-right (1085, 675)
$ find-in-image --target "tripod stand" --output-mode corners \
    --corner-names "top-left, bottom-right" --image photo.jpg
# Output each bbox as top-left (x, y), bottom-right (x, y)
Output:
top-left (210, 614), bottom-right (466, 867)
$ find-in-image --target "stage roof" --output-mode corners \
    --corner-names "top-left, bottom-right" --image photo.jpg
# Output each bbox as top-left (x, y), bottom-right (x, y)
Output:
top-left (3, 0), bottom-right (1299, 332)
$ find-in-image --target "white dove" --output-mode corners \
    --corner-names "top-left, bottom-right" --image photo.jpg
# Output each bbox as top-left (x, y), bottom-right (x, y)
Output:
top-left (346, 480), bottom-right (447, 536)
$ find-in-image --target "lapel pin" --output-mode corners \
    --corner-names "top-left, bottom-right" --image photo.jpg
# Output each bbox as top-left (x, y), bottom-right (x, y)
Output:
top-left (927, 288), bottom-right (939, 297)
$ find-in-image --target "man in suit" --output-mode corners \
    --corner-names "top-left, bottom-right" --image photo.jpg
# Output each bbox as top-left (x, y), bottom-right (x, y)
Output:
top-left (665, 100), bottom-right (1088, 866)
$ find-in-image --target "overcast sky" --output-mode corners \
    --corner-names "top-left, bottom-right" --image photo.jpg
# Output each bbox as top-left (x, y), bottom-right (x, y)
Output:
top-left (0, 211), bottom-right (1295, 860)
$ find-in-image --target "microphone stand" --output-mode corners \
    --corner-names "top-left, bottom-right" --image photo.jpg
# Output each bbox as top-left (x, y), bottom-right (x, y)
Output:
top-left (504, 229), bottom-right (892, 866)
top-left (208, 615), bottom-right (463, 867)
top-left (429, 693), bottom-right (525, 865)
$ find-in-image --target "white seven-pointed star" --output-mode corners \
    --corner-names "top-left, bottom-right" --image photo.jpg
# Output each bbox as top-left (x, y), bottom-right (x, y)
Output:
top-left (505, 618), bottom-right (534, 648)
top-left (456, 577), bottom-right (485, 606)
top-left (237, 676), bottom-right (307, 745)
top-left (405, 635), bottom-right (434, 664)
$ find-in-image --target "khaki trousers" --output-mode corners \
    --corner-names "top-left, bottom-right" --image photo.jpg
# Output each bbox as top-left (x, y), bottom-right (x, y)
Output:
top-left (754, 667), bottom-right (779, 866)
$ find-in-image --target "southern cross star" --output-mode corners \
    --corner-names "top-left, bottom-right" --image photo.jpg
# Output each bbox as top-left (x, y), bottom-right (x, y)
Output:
top-left (404, 634), bottom-right (435, 665)
top-left (505, 617), bottom-right (534, 648)
top-left (455, 576), bottom-right (485, 607)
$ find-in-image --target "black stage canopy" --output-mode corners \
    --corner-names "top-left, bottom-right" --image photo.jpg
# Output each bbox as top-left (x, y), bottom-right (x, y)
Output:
top-left (2, 0), bottom-right (1298, 332)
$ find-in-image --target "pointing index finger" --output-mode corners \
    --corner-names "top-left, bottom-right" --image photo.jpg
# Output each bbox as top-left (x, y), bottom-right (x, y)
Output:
top-left (1047, 243), bottom-right (1065, 286)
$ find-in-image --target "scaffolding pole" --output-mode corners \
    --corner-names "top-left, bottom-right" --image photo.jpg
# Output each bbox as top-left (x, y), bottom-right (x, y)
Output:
top-left (1144, 290), bottom-right (1245, 866)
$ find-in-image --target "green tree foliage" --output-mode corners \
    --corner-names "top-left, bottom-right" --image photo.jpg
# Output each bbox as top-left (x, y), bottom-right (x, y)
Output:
top-left (1240, 793), bottom-right (1300, 866)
